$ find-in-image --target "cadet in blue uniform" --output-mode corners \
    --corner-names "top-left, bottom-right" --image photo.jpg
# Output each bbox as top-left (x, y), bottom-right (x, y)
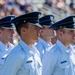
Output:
top-left (3, 11), bottom-right (42, 75)
top-left (36, 15), bottom-right (55, 59)
top-left (42, 15), bottom-right (75, 75)
top-left (0, 15), bottom-right (15, 75)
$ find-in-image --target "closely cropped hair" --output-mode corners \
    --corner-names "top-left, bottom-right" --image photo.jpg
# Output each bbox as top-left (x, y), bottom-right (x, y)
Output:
top-left (16, 23), bottom-right (29, 35)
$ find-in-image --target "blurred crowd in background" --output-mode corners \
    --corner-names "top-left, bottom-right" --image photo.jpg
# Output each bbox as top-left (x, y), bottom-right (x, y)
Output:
top-left (0, 0), bottom-right (75, 45)
top-left (45, 0), bottom-right (75, 15)
top-left (0, 0), bottom-right (75, 18)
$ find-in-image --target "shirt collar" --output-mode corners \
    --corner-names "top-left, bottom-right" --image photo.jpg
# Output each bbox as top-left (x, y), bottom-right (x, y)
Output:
top-left (56, 40), bottom-right (68, 53)
top-left (0, 41), bottom-right (14, 52)
top-left (0, 41), bottom-right (6, 51)
top-left (19, 39), bottom-right (40, 56)
top-left (39, 38), bottom-right (52, 49)
top-left (19, 39), bottom-right (31, 54)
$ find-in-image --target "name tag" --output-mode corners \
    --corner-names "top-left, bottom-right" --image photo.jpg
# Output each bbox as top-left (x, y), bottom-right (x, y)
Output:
top-left (61, 61), bottom-right (67, 64)
top-left (26, 60), bottom-right (33, 63)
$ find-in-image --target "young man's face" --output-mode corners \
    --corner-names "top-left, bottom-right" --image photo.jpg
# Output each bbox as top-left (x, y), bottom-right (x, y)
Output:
top-left (0, 28), bottom-right (14, 42)
top-left (23, 23), bottom-right (41, 42)
top-left (58, 29), bottom-right (75, 45)
top-left (40, 26), bottom-right (55, 40)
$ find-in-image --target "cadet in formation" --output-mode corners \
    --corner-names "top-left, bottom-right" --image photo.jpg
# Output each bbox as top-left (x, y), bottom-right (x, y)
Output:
top-left (0, 15), bottom-right (15, 75)
top-left (3, 11), bottom-right (42, 75)
top-left (36, 14), bottom-right (55, 59)
top-left (42, 15), bottom-right (75, 75)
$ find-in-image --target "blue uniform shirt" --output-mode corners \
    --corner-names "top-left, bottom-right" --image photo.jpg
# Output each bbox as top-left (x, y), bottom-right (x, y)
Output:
top-left (3, 39), bottom-right (42, 75)
top-left (42, 40), bottom-right (75, 75)
top-left (36, 38), bottom-right (53, 59)
top-left (0, 41), bottom-right (14, 75)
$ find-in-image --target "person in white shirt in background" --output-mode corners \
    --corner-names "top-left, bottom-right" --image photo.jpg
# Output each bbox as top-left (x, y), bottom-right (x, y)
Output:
top-left (36, 14), bottom-right (56, 60)
top-left (42, 15), bottom-right (75, 75)
top-left (0, 15), bottom-right (15, 75)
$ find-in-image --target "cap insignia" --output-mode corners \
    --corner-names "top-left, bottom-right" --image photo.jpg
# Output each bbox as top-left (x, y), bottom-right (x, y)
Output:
top-left (73, 17), bottom-right (75, 22)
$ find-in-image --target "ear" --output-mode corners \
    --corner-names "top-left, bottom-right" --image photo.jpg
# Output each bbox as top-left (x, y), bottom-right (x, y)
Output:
top-left (58, 30), bottom-right (63, 36)
top-left (40, 29), bottom-right (43, 34)
top-left (21, 27), bottom-right (26, 33)
top-left (0, 30), bottom-right (2, 34)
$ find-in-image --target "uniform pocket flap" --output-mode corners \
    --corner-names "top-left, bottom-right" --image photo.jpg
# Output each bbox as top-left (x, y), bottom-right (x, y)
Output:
top-left (59, 61), bottom-right (69, 69)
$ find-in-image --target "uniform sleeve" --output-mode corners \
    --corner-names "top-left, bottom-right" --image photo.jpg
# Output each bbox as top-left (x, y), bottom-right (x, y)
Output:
top-left (42, 52), bottom-right (57, 75)
top-left (3, 51), bottom-right (23, 75)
